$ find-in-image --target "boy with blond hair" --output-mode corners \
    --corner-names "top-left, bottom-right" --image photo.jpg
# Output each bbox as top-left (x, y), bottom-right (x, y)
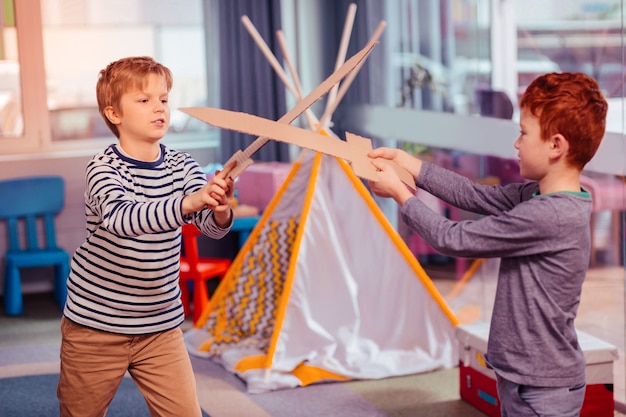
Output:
top-left (368, 72), bottom-right (607, 416)
top-left (57, 56), bottom-right (234, 416)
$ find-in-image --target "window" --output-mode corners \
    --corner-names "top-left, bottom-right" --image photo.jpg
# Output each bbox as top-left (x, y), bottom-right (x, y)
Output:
top-left (516, 0), bottom-right (624, 131)
top-left (1, 0), bottom-right (219, 155)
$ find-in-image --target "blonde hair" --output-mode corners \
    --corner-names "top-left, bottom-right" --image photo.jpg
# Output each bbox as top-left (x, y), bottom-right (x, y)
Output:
top-left (96, 56), bottom-right (173, 138)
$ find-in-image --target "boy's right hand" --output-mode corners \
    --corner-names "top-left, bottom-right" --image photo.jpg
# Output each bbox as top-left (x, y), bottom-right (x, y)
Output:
top-left (182, 175), bottom-right (233, 216)
top-left (182, 161), bottom-right (237, 216)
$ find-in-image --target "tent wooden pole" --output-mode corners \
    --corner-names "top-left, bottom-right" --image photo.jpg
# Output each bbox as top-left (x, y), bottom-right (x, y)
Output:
top-left (275, 31), bottom-right (305, 100)
top-left (241, 15), bottom-right (318, 127)
top-left (241, 15), bottom-right (296, 96)
top-left (243, 12), bottom-right (382, 141)
top-left (318, 20), bottom-right (386, 130)
top-left (322, 3), bottom-right (357, 120)
top-left (275, 29), bottom-right (321, 167)
top-left (275, 30), bottom-right (317, 130)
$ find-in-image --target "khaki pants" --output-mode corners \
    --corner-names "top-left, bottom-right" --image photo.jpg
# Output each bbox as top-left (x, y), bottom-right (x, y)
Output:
top-left (57, 317), bottom-right (202, 417)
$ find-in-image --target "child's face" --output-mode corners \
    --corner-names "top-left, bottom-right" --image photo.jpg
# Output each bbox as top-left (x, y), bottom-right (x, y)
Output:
top-left (514, 108), bottom-right (551, 181)
top-left (115, 73), bottom-right (170, 144)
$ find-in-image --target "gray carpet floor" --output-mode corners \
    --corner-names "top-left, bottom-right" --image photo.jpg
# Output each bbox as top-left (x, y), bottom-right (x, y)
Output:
top-left (0, 373), bottom-right (212, 417)
top-left (0, 293), bottom-right (491, 417)
top-left (3, 285), bottom-right (625, 416)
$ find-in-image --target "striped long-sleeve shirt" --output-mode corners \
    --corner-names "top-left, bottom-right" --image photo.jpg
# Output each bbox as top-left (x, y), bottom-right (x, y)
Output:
top-left (63, 143), bottom-right (231, 335)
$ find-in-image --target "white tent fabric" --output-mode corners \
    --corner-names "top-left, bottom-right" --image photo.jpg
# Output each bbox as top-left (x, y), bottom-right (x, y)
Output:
top-left (185, 151), bottom-right (458, 393)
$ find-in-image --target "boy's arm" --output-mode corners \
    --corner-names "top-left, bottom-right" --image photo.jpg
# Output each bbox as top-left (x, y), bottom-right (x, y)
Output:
top-left (86, 155), bottom-right (232, 239)
top-left (368, 147), bottom-right (528, 215)
top-left (401, 194), bottom-right (561, 259)
top-left (416, 161), bottom-right (530, 215)
top-left (86, 159), bottom-right (189, 236)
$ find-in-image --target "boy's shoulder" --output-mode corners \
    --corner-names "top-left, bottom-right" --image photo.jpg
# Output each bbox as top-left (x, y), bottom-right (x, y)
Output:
top-left (88, 144), bottom-right (118, 164)
top-left (525, 188), bottom-right (592, 220)
top-left (161, 145), bottom-right (193, 163)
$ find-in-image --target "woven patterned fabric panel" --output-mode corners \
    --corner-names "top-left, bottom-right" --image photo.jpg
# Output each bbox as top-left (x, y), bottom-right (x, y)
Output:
top-left (203, 216), bottom-right (299, 355)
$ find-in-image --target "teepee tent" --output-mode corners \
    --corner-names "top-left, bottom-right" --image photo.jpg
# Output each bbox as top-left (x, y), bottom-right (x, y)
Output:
top-left (185, 150), bottom-right (459, 393)
top-left (184, 5), bottom-right (460, 393)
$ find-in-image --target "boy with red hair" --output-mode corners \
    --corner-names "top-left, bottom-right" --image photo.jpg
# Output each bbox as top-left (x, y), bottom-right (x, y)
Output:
top-left (368, 72), bottom-right (607, 416)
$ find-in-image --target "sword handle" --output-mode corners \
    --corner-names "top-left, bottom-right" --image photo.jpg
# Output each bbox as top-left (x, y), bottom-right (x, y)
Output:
top-left (218, 150), bottom-right (254, 180)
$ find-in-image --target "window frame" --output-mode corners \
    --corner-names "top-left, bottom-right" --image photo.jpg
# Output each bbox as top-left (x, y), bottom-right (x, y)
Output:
top-left (2, 0), bottom-right (50, 155)
top-left (1, 0), bottom-right (218, 159)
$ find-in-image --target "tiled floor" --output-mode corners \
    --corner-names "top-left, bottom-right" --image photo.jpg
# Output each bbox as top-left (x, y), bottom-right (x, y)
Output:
top-left (428, 258), bottom-right (626, 407)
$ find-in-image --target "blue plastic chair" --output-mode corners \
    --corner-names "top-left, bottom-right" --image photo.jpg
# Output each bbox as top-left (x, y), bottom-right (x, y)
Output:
top-left (0, 176), bottom-right (69, 316)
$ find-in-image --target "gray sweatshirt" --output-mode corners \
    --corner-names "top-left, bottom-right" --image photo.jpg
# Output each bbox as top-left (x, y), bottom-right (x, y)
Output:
top-left (401, 161), bottom-right (590, 387)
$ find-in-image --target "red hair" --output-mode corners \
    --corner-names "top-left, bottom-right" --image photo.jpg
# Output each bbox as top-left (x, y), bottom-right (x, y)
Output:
top-left (96, 56), bottom-right (173, 138)
top-left (519, 72), bottom-right (607, 170)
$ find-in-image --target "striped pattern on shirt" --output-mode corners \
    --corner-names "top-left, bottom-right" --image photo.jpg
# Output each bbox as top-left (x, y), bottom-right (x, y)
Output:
top-left (63, 144), bottom-right (229, 335)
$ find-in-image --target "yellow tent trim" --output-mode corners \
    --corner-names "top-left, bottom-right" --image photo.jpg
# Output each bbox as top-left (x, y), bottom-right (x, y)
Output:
top-left (233, 355), bottom-right (349, 386)
top-left (262, 153), bottom-right (323, 370)
top-left (291, 363), bottom-right (351, 386)
top-left (233, 354), bottom-right (267, 373)
top-left (194, 160), bottom-right (303, 328)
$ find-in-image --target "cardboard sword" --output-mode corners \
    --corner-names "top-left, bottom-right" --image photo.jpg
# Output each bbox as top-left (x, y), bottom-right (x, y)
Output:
top-left (181, 107), bottom-right (416, 190)
top-left (181, 38), bottom-right (378, 180)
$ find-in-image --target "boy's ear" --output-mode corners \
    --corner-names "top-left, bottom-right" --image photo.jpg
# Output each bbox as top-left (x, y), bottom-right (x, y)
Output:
top-left (104, 106), bottom-right (121, 125)
top-left (549, 133), bottom-right (569, 160)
